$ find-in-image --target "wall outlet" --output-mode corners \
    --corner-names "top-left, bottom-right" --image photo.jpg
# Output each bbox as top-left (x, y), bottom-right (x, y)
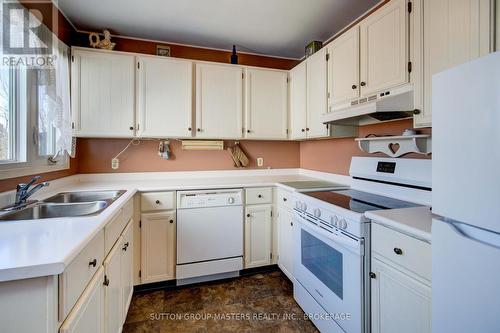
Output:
top-left (257, 157), bottom-right (264, 167)
top-left (111, 158), bottom-right (119, 170)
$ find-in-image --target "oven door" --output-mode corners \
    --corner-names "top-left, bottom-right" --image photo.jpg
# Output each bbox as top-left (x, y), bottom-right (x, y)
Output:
top-left (294, 214), bottom-right (364, 333)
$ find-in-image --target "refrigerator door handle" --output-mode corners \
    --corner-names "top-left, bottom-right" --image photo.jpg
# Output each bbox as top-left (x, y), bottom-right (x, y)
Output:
top-left (445, 219), bottom-right (500, 250)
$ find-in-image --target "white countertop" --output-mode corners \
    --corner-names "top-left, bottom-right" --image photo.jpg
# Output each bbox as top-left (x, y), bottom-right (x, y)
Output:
top-left (0, 170), bottom-right (345, 282)
top-left (365, 206), bottom-right (433, 242)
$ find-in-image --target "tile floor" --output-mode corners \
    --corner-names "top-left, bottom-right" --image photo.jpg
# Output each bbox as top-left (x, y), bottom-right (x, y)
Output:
top-left (123, 270), bottom-right (318, 332)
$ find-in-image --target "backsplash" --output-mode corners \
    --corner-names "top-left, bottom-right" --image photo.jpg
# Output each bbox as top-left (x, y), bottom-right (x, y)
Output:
top-left (300, 119), bottom-right (432, 175)
top-left (76, 139), bottom-right (300, 173)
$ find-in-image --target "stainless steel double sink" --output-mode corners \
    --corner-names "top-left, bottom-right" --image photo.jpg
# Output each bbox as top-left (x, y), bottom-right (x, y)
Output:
top-left (0, 190), bottom-right (125, 221)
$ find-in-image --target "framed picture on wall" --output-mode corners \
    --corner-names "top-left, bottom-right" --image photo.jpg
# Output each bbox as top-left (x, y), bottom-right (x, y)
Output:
top-left (157, 45), bottom-right (171, 57)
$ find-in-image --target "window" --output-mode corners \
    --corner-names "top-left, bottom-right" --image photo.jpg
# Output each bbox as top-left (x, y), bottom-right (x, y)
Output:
top-left (0, 5), bottom-right (72, 180)
top-left (0, 67), bottom-right (27, 166)
top-left (0, 66), bottom-right (69, 180)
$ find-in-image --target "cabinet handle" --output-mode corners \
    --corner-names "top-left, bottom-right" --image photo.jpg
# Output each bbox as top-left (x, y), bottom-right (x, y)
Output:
top-left (258, 194), bottom-right (262, 198)
top-left (188, 127), bottom-right (192, 131)
top-left (129, 126), bottom-right (134, 130)
top-left (197, 128), bottom-right (201, 132)
top-left (290, 222), bottom-right (293, 226)
top-left (283, 198), bottom-right (287, 202)
top-left (170, 219), bottom-right (174, 224)
top-left (155, 200), bottom-right (160, 204)
top-left (306, 128), bottom-right (310, 131)
top-left (246, 213), bottom-right (251, 218)
top-left (351, 84), bottom-right (357, 89)
top-left (88, 259), bottom-right (97, 267)
top-left (413, 109), bottom-right (421, 115)
top-left (122, 242), bottom-right (129, 251)
top-left (103, 275), bottom-right (109, 286)
top-left (393, 247), bottom-right (403, 255)
top-left (360, 82), bottom-right (366, 87)
top-left (370, 272), bottom-right (376, 279)
top-left (301, 129), bottom-right (305, 132)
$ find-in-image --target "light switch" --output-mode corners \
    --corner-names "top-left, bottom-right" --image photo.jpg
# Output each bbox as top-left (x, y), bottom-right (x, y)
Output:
top-left (257, 157), bottom-right (264, 167)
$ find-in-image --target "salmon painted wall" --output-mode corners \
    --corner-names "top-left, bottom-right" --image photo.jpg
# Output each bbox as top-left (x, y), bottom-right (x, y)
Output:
top-left (76, 139), bottom-right (300, 173)
top-left (300, 119), bottom-right (432, 175)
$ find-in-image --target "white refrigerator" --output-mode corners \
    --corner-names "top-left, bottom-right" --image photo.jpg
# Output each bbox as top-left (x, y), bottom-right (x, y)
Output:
top-left (432, 51), bottom-right (500, 333)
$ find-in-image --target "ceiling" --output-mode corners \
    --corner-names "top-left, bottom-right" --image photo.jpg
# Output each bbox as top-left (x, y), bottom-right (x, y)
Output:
top-left (57, 0), bottom-right (380, 59)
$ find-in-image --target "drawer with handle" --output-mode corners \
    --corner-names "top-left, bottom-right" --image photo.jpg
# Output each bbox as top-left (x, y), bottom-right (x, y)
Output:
top-left (59, 229), bottom-right (105, 320)
top-left (277, 188), bottom-right (293, 211)
top-left (245, 187), bottom-right (272, 205)
top-left (141, 192), bottom-right (175, 211)
top-left (371, 223), bottom-right (431, 281)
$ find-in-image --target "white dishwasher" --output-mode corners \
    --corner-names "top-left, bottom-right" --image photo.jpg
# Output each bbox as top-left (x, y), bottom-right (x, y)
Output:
top-left (176, 189), bottom-right (243, 284)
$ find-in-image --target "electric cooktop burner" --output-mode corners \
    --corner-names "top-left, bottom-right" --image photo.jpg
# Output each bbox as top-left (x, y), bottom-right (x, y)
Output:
top-left (305, 189), bottom-right (421, 214)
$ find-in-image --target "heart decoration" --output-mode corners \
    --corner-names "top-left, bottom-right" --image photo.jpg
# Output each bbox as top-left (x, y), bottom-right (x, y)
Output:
top-left (389, 143), bottom-right (400, 155)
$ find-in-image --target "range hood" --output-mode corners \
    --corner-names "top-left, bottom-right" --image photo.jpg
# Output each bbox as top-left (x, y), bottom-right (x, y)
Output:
top-left (321, 85), bottom-right (418, 126)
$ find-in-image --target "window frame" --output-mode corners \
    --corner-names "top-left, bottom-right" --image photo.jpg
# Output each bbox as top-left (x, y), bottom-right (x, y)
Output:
top-left (0, 68), bottom-right (69, 180)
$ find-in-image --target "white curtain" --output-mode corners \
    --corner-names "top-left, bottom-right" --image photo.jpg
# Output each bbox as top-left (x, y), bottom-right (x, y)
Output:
top-left (24, 6), bottom-right (74, 159)
top-left (37, 40), bottom-right (74, 159)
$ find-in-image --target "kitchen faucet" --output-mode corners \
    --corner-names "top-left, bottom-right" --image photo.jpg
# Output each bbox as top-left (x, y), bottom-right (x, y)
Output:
top-left (15, 176), bottom-right (49, 205)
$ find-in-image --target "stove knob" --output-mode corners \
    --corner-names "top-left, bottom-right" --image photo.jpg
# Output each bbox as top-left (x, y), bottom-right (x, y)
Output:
top-left (228, 197), bottom-right (235, 204)
top-left (331, 215), bottom-right (338, 227)
top-left (302, 203), bottom-right (307, 211)
top-left (313, 209), bottom-right (321, 218)
top-left (340, 219), bottom-right (348, 229)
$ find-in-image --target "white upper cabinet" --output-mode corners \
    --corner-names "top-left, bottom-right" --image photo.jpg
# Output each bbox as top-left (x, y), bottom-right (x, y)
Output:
top-left (244, 68), bottom-right (288, 140)
top-left (71, 49), bottom-right (136, 137)
top-left (289, 62), bottom-right (307, 140)
top-left (136, 56), bottom-right (193, 138)
top-left (359, 0), bottom-right (409, 96)
top-left (328, 26), bottom-right (360, 109)
top-left (306, 48), bottom-right (329, 138)
top-left (414, 0), bottom-right (494, 128)
top-left (195, 63), bottom-right (243, 139)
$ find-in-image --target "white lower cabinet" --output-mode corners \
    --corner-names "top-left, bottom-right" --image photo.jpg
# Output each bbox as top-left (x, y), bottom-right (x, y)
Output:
top-left (120, 221), bottom-right (134, 320)
top-left (277, 207), bottom-right (294, 280)
top-left (244, 204), bottom-right (272, 268)
top-left (60, 267), bottom-right (105, 333)
top-left (140, 211), bottom-right (176, 283)
top-left (104, 237), bottom-right (124, 333)
top-left (371, 258), bottom-right (431, 333)
top-left (370, 222), bottom-right (432, 333)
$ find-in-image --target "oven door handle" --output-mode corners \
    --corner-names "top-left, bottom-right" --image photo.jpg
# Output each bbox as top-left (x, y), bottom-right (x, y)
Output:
top-left (296, 217), bottom-right (363, 255)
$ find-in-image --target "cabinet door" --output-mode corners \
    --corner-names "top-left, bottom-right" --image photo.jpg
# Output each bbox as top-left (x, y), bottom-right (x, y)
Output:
top-left (103, 239), bottom-right (123, 333)
top-left (415, 0), bottom-right (493, 127)
top-left (141, 212), bottom-right (176, 283)
top-left (244, 68), bottom-right (288, 139)
top-left (371, 258), bottom-right (431, 333)
top-left (277, 208), bottom-right (294, 280)
top-left (195, 63), bottom-right (243, 139)
top-left (289, 62), bottom-right (307, 140)
top-left (60, 267), bottom-right (105, 333)
top-left (306, 48), bottom-right (329, 139)
top-left (360, 0), bottom-right (408, 96)
top-left (71, 49), bottom-right (135, 137)
top-left (328, 26), bottom-right (360, 110)
top-left (244, 204), bottom-right (272, 268)
top-left (120, 221), bottom-right (133, 321)
top-left (136, 56), bottom-right (193, 138)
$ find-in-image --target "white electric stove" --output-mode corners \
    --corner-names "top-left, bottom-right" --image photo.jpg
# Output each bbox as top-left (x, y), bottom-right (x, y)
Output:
top-left (293, 157), bottom-right (432, 333)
